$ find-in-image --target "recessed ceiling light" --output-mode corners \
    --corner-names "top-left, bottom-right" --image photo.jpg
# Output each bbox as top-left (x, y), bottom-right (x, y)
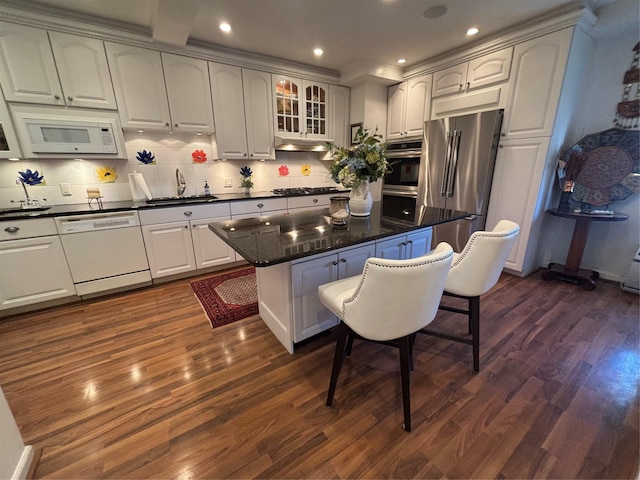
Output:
top-left (423, 5), bottom-right (448, 19)
top-left (397, 58), bottom-right (407, 64)
top-left (220, 23), bottom-right (231, 33)
top-left (313, 48), bottom-right (323, 56)
top-left (467, 27), bottom-right (479, 36)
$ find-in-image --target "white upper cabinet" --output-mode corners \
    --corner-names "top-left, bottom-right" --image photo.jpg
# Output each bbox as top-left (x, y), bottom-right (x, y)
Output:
top-left (329, 84), bottom-right (350, 147)
top-left (242, 68), bottom-right (274, 159)
top-left (432, 47), bottom-right (513, 97)
top-left (273, 76), bottom-right (329, 139)
top-left (500, 28), bottom-right (572, 140)
top-left (105, 42), bottom-right (172, 131)
top-left (106, 45), bottom-right (215, 133)
top-left (0, 23), bottom-right (116, 109)
top-left (162, 53), bottom-right (215, 133)
top-left (48, 31), bottom-right (117, 110)
top-left (210, 62), bottom-right (247, 159)
top-left (209, 63), bottom-right (273, 160)
top-left (0, 22), bottom-right (63, 105)
top-left (387, 74), bottom-right (431, 140)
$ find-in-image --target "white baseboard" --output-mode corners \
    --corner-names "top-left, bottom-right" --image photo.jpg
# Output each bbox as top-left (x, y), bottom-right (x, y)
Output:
top-left (11, 446), bottom-right (34, 480)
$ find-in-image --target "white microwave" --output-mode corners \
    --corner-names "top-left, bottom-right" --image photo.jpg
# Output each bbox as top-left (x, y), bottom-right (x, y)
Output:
top-left (10, 105), bottom-right (125, 158)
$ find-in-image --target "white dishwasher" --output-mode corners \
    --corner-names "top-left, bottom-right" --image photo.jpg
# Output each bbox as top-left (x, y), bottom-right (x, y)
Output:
top-left (55, 211), bottom-right (151, 296)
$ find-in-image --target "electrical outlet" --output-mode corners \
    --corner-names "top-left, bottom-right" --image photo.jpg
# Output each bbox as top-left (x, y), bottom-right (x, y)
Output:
top-left (224, 178), bottom-right (233, 188)
top-left (59, 183), bottom-right (72, 196)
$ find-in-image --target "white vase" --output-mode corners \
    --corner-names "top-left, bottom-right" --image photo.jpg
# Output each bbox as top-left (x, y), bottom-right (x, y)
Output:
top-left (349, 179), bottom-right (373, 217)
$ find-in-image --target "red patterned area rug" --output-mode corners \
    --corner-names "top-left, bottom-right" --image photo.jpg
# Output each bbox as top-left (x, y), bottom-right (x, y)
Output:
top-left (190, 267), bottom-right (258, 328)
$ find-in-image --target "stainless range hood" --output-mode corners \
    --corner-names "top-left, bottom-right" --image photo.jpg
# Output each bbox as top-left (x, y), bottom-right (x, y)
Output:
top-left (274, 135), bottom-right (332, 152)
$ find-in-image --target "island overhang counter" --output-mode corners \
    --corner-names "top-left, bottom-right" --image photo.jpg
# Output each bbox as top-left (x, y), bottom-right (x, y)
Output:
top-left (209, 203), bottom-right (470, 353)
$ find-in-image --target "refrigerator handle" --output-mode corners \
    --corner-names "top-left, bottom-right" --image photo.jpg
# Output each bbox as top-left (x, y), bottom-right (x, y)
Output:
top-left (447, 130), bottom-right (462, 197)
top-left (441, 130), bottom-right (454, 196)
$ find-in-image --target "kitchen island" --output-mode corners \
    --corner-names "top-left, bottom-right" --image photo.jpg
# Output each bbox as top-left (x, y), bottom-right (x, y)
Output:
top-left (209, 203), bottom-right (470, 353)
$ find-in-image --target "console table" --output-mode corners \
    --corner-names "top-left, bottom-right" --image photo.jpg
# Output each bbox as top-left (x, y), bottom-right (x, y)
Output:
top-left (542, 209), bottom-right (629, 290)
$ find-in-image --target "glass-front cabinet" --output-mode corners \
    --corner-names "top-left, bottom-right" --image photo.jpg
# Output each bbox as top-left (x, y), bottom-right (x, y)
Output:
top-left (272, 75), bottom-right (328, 139)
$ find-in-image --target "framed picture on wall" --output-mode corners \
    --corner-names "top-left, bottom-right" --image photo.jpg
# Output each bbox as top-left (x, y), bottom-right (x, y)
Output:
top-left (350, 123), bottom-right (363, 145)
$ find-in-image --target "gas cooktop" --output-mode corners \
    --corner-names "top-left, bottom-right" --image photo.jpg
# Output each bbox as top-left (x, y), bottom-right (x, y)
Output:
top-left (272, 187), bottom-right (342, 196)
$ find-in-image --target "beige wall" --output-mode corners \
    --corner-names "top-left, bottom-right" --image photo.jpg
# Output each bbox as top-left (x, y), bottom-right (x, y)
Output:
top-left (540, 0), bottom-right (640, 281)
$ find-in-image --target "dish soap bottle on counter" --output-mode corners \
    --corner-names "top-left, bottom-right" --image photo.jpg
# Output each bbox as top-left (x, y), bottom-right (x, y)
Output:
top-left (204, 181), bottom-right (210, 196)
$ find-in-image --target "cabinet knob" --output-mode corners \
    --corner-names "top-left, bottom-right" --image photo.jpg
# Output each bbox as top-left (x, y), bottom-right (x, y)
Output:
top-left (67, 96), bottom-right (73, 101)
top-left (407, 239), bottom-right (413, 245)
top-left (466, 82), bottom-right (470, 89)
top-left (257, 203), bottom-right (264, 208)
top-left (54, 94), bottom-right (60, 100)
top-left (184, 211), bottom-right (193, 216)
top-left (340, 258), bottom-right (347, 263)
top-left (165, 123), bottom-right (170, 127)
top-left (501, 132), bottom-right (506, 137)
top-left (459, 84), bottom-right (463, 90)
top-left (332, 260), bottom-right (339, 266)
top-left (312, 198), bottom-right (318, 203)
top-left (499, 144), bottom-right (504, 148)
top-left (250, 154), bottom-right (253, 157)
top-left (174, 123), bottom-right (178, 127)
top-left (4, 226), bottom-right (19, 233)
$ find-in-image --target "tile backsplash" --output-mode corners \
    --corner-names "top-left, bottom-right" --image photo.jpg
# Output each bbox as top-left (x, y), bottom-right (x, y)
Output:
top-left (0, 132), bottom-right (338, 207)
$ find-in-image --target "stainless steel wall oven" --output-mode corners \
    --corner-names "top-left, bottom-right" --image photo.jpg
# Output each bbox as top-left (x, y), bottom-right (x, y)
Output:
top-left (382, 139), bottom-right (425, 224)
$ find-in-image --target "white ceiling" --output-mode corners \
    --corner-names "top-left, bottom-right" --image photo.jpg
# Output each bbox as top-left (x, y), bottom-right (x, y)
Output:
top-left (13, 0), bottom-right (625, 73)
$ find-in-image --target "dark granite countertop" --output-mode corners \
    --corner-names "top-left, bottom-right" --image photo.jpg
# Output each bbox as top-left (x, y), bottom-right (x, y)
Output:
top-left (208, 203), bottom-right (471, 267)
top-left (0, 190), bottom-right (338, 221)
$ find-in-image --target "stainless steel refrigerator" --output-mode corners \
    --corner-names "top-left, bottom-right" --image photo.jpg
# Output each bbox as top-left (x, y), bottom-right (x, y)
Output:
top-left (419, 109), bottom-right (503, 252)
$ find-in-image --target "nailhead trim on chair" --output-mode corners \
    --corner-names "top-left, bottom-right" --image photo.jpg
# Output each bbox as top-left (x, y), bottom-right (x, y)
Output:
top-left (341, 251), bottom-right (454, 315)
top-left (451, 228), bottom-right (519, 268)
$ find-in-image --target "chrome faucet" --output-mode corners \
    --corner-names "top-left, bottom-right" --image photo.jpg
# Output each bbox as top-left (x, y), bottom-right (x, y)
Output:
top-left (176, 168), bottom-right (186, 197)
top-left (17, 178), bottom-right (40, 209)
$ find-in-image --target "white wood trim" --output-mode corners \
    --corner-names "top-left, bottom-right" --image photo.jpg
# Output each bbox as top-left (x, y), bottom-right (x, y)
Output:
top-left (0, 0), bottom-right (340, 83)
top-left (404, 5), bottom-right (596, 79)
top-left (11, 445), bottom-right (34, 480)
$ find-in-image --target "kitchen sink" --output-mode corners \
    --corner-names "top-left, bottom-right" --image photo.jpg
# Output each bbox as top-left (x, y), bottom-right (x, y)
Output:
top-left (0, 206), bottom-right (51, 215)
top-left (146, 195), bottom-right (219, 205)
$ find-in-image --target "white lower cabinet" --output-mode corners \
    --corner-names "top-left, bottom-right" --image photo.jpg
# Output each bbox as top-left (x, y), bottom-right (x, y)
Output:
top-left (0, 219), bottom-right (76, 311)
top-left (256, 227), bottom-right (434, 353)
top-left (191, 219), bottom-right (236, 269)
top-left (142, 221), bottom-right (197, 278)
top-left (291, 242), bottom-right (375, 343)
top-left (485, 136), bottom-right (551, 273)
top-left (374, 229), bottom-right (432, 260)
top-left (139, 203), bottom-right (236, 279)
top-left (230, 197), bottom-right (288, 218)
top-left (286, 194), bottom-right (331, 212)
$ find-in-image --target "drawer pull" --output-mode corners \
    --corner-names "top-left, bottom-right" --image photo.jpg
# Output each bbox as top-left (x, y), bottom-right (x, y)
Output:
top-left (257, 203), bottom-right (264, 208)
top-left (184, 211), bottom-right (193, 216)
top-left (332, 260), bottom-right (339, 266)
top-left (340, 258), bottom-right (347, 263)
top-left (4, 226), bottom-right (19, 233)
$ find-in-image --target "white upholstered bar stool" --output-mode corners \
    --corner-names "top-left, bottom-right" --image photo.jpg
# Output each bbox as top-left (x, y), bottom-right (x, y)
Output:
top-left (318, 242), bottom-right (454, 432)
top-left (419, 220), bottom-right (520, 372)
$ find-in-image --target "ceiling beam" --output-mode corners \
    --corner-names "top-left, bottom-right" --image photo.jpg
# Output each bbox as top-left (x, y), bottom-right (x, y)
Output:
top-left (151, 0), bottom-right (201, 47)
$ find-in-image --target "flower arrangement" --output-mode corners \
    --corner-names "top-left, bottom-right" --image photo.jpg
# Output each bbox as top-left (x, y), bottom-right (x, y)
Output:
top-left (240, 166), bottom-right (254, 189)
top-left (326, 126), bottom-right (389, 188)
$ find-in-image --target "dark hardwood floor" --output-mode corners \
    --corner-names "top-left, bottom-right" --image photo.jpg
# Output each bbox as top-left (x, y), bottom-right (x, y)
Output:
top-left (0, 268), bottom-right (638, 479)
